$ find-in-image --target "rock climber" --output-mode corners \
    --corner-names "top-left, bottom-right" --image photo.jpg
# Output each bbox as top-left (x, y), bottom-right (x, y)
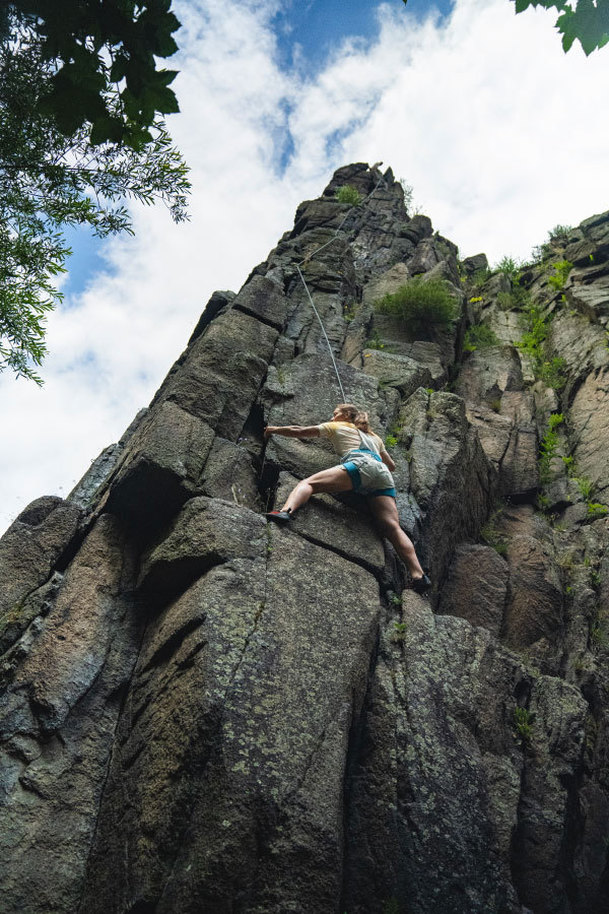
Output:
top-left (264, 403), bottom-right (431, 593)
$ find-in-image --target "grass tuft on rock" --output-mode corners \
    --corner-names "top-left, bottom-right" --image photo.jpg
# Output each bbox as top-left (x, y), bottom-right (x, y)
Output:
top-left (375, 278), bottom-right (458, 333)
top-left (514, 707), bottom-right (534, 747)
top-left (463, 323), bottom-right (499, 351)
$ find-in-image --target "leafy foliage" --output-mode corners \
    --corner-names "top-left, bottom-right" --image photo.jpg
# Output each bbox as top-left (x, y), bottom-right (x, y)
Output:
top-left (517, 304), bottom-right (566, 389)
top-left (574, 475), bottom-right (593, 500)
top-left (514, 0), bottom-right (609, 56)
top-left (398, 178), bottom-right (414, 209)
top-left (3, 0), bottom-right (181, 147)
top-left (496, 291), bottom-right (517, 310)
top-left (0, 4), bottom-right (190, 381)
top-left (391, 621), bottom-right (407, 644)
top-left (549, 224), bottom-right (574, 242)
top-left (539, 413), bottom-right (564, 483)
top-left (365, 329), bottom-right (386, 350)
top-left (335, 184), bottom-right (362, 206)
top-left (463, 323), bottom-right (500, 351)
top-left (471, 267), bottom-right (491, 287)
top-left (513, 706), bottom-right (534, 746)
top-left (548, 259), bottom-right (573, 290)
top-left (495, 255), bottom-right (521, 278)
top-left (375, 278), bottom-right (459, 332)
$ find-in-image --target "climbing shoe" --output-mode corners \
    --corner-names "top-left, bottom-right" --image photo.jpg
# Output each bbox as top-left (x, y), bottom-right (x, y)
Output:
top-left (411, 573), bottom-right (432, 595)
top-left (266, 510), bottom-right (292, 523)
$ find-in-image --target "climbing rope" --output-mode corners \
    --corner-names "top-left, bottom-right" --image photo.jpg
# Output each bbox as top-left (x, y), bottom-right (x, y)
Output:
top-left (295, 263), bottom-right (347, 402)
top-left (293, 171), bottom-right (387, 400)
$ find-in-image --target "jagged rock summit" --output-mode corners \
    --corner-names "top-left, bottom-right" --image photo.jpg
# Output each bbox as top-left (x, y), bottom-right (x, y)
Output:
top-left (2, 163), bottom-right (609, 914)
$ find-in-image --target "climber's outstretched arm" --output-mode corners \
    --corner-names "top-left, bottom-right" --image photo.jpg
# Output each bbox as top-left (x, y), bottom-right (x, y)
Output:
top-left (265, 425), bottom-right (320, 439)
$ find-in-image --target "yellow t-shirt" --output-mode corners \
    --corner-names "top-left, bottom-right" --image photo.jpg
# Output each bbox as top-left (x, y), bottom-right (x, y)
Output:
top-left (317, 421), bottom-right (384, 459)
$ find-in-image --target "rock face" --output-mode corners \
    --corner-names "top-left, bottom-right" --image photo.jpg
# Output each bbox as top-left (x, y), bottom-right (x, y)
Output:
top-left (2, 164), bottom-right (609, 914)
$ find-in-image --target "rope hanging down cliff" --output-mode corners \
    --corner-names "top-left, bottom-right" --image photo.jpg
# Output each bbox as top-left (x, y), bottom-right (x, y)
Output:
top-left (293, 170), bottom-right (387, 400)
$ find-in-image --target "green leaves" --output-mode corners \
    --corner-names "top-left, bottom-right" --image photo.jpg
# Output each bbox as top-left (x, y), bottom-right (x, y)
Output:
top-left (513, 0), bottom-right (609, 56)
top-left (0, 221), bottom-right (65, 384)
top-left (8, 0), bottom-right (182, 145)
top-left (557, 0), bottom-right (609, 54)
top-left (514, 0), bottom-right (567, 12)
top-left (0, 10), bottom-right (190, 382)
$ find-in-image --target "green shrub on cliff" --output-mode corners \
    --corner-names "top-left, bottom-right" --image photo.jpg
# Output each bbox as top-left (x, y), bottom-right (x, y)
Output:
top-left (517, 304), bottom-right (566, 390)
top-left (463, 324), bottom-right (499, 351)
top-left (549, 225), bottom-right (573, 243)
top-left (514, 707), bottom-right (534, 747)
top-left (539, 413), bottom-right (564, 483)
top-left (375, 278), bottom-right (458, 332)
top-left (548, 259), bottom-right (573, 290)
top-left (495, 256), bottom-right (520, 279)
top-left (365, 329), bottom-right (385, 350)
top-left (335, 184), bottom-right (362, 206)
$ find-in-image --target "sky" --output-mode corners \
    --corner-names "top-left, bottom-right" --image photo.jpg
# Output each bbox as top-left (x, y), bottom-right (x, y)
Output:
top-left (1, 0), bottom-right (608, 535)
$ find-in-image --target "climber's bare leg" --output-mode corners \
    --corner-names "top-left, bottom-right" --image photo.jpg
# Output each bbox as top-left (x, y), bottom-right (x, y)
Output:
top-left (367, 495), bottom-right (424, 579)
top-left (281, 466), bottom-right (353, 513)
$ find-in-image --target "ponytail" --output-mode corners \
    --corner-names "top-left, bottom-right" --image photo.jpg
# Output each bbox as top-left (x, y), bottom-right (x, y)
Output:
top-left (334, 403), bottom-right (372, 433)
top-left (353, 410), bottom-right (371, 432)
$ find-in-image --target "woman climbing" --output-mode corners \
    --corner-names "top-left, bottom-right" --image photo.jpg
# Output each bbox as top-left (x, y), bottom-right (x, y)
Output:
top-left (264, 403), bottom-right (431, 593)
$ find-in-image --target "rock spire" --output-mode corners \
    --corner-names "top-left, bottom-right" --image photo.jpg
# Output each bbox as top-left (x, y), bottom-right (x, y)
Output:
top-left (2, 163), bottom-right (609, 913)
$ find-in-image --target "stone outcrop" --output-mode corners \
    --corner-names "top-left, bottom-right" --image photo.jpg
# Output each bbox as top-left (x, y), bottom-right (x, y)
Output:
top-left (1, 164), bottom-right (609, 914)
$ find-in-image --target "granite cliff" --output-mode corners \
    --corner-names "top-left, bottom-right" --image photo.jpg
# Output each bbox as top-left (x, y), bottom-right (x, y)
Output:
top-left (1, 163), bottom-right (609, 914)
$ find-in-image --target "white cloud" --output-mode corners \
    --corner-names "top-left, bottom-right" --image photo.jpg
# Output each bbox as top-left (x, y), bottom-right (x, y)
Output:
top-left (335, 0), bottom-right (609, 261)
top-left (1, 0), bottom-right (608, 534)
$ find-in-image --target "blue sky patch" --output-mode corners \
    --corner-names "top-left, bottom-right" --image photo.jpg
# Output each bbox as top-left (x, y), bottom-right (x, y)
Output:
top-left (61, 224), bottom-right (111, 302)
top-left (273, 0), bottom-right (454, 74)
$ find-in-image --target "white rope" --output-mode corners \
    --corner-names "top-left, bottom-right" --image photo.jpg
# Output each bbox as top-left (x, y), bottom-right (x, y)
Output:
top-left (294, 171), bottom-right (387, 401)
top-left (295, 263), bottom-right (347, 401)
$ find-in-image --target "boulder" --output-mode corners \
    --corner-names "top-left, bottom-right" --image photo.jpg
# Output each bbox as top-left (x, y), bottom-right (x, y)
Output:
top-left (137, 496), bottom-right (267, 604)
top-left (461, 253), bottom-right (489, 277)
top-left (362, 262), bottom-right (411, 306)
top-left (231, 273), bottom-right (291, 331)
top-left (456, 346), bottom-right (525, 404)
top-left (503, 535), bottom-right (563, 661)
top-left (200, 436), bottom-right (263, 512)
top-left (3, 165), bottom-right (609, 914)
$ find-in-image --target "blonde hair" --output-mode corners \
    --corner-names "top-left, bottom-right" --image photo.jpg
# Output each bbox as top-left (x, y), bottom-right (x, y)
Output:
top-left (335, 403), bottom-right (371, 432)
